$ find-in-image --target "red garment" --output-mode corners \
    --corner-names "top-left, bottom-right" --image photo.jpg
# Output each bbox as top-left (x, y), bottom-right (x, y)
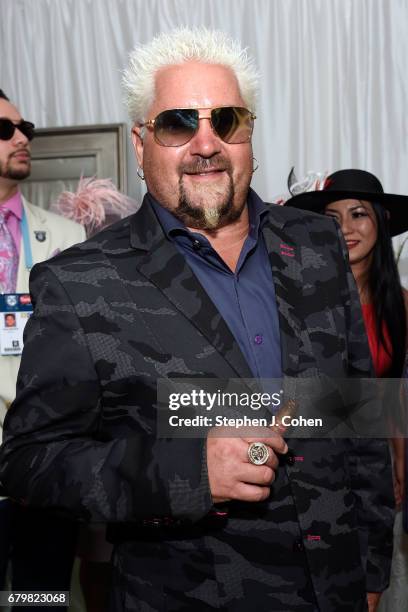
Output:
top-left (361, 303), bottom-right (392, 376)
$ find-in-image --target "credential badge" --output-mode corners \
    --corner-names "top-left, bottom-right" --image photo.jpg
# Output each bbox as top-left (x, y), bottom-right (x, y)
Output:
top-left (5, 295), bottom-right (18, 307)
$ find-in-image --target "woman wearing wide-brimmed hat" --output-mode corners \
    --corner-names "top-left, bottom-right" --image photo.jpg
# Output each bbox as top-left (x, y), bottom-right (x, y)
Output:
top-left (286, 168), bottom-right (408, 380)
top-left (286, 168), bottom-right (408, 483)
top-left (286, 167), bottom-right (408, 611)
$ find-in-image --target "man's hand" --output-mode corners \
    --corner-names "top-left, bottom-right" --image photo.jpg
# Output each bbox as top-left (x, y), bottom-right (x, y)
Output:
top-left (367, 592), bottom-right (381, 612)
top-left (206, 427), bottom-right (288, 503)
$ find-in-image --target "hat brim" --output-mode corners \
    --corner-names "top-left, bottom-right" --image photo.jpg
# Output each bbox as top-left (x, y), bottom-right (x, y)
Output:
top-left (285, 190), bottom-right (408, 237)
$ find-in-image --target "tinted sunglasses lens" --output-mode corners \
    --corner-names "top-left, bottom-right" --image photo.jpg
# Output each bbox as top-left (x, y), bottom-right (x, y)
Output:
top-left (211, 107), bottom-right (253, 144)
top-left (19, 121), bottom-right (35, 141)
top-left (0, 119), bottom-right (35, 141)
top-left (0, 119), bottom-right (16, 140)
top-left (154, 109), bottom-right (198, 146)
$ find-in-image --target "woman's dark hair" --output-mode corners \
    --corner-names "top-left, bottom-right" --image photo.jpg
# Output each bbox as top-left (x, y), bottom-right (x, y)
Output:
top-left (369, 200), bottom-right (406, 376)
top-left (0, 90), bottom-right (10, 101)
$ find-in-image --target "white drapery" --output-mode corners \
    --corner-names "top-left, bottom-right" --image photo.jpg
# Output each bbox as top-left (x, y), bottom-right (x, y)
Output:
top-left (1, 1), bottom-right (407, 192)
top-left (1, 0), bottom-right (408, 273)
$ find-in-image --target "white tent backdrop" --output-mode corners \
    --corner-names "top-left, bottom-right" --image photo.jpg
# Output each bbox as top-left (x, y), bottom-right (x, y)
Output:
top-left (1, 0), bottom-right (408, 279)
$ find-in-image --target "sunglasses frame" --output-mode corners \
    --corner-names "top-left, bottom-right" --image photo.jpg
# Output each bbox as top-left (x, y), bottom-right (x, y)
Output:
top-left (0, 118), bottom-right (35, 142)
top-left (139, 106), bottom-right (256, 147)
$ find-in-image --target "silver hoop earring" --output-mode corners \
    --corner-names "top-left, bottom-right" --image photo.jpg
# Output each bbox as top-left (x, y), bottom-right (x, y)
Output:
top-left (252, 157), bottom-right (259, 174)
top-left (137, 167), bottom-right (145, 181)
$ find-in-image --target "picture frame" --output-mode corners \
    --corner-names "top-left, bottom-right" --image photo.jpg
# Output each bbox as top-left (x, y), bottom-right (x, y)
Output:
top-left (20, 123), bottom-right (128, 210)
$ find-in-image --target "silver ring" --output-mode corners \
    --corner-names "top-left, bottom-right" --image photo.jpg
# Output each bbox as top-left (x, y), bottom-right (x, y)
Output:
top-left (247, 442), bottom-right (270, 466)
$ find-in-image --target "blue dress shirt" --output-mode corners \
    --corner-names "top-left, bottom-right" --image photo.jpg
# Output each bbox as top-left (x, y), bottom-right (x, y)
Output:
top-left (151, 191), bottom-right (282, 380)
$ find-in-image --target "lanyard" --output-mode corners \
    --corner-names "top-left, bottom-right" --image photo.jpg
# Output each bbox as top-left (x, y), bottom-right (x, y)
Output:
top-left (21, 206), bottom-right (33, 270)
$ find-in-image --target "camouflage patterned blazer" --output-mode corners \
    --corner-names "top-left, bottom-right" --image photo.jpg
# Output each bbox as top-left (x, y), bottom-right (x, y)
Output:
top-left (0, 190), bottom-right (394, 611)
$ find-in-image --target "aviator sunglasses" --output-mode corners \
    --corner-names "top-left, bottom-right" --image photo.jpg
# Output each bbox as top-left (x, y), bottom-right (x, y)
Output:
top-left (140, 106), bottom-right (256, 147)
top-left (0, 118), bottom-right (35, 141)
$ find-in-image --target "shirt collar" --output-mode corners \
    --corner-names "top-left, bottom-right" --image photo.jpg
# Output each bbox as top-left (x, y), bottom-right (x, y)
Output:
top-left (149, 188), bottom-right (269, 243)
top-left (2, 190), bottom-right (23, 221)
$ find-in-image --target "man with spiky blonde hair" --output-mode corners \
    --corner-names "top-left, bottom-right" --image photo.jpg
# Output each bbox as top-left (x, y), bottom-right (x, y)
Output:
top-left (0, 28), bottom-right (393, 611)
top-left (123, 28), bottom-right (258, 126)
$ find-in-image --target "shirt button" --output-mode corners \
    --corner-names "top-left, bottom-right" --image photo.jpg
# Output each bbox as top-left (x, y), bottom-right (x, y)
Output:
top-left (192, 239), bottom-right (201, 251)
top-left (254, 334), bottom-right (263, 345)
top-left (293, 538), bottom-right (304, 552)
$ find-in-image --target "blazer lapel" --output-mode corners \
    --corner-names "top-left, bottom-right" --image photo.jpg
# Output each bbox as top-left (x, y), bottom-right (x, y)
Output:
top-left (129, 200), bottom-right (252, 379)
top-left (16, 199), bottom-right (51, 292)
top-left (262, 209), bottom-right (315, 378)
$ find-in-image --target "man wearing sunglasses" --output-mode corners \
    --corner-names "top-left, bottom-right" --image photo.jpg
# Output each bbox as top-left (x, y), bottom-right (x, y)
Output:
top-left (0, 90), bottom-right (85, 601)
top-left (0, 30), bottom-right (393, 612)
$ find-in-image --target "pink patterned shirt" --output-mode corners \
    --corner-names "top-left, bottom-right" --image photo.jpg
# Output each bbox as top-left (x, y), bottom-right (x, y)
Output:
top-left (1, 191), bottom-right (22, 258)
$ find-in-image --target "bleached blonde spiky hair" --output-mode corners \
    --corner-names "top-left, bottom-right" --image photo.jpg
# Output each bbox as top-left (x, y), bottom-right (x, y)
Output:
top-left (122, 27), bottom-right (259, 124)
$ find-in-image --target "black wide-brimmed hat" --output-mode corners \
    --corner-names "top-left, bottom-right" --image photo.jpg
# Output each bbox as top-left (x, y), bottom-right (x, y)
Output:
top-left (285, 169), bottom-right (408, 236)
